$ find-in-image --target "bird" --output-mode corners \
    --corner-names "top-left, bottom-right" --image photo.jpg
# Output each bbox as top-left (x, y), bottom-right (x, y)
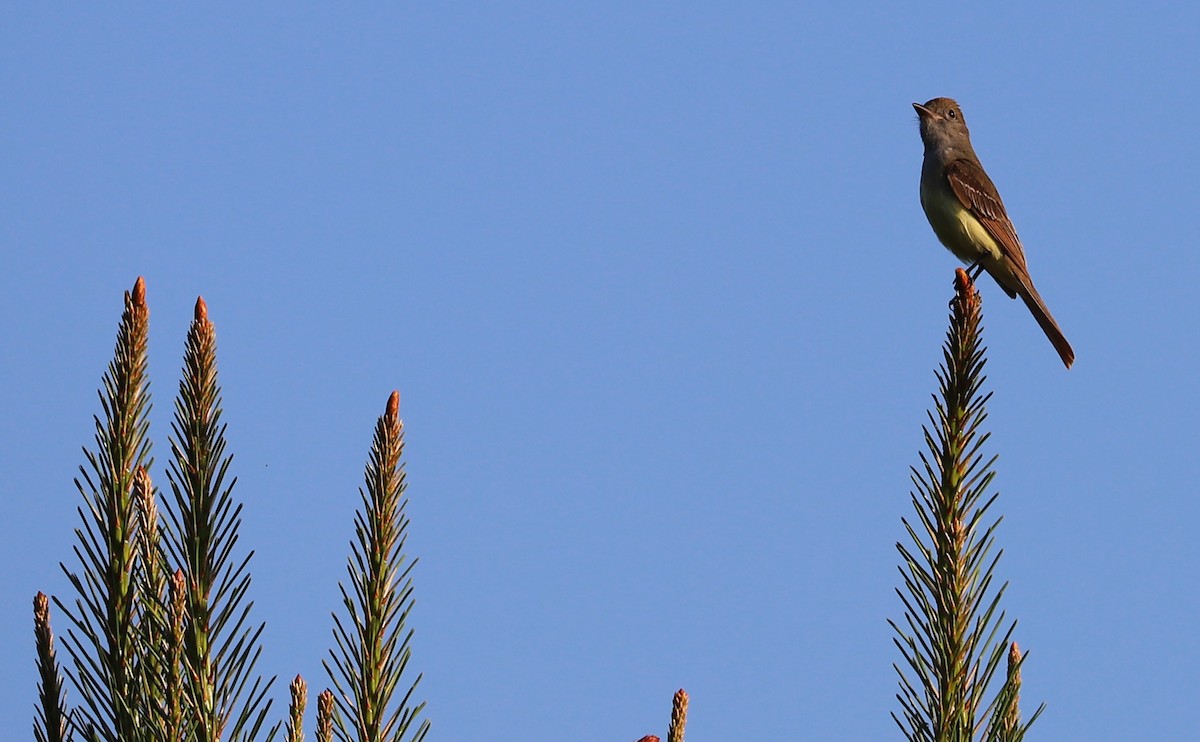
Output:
top-left (913, 97), bottom-right (1074, 368)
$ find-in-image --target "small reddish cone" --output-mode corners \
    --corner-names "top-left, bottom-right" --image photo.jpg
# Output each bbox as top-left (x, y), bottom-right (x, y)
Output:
top-left (195, 296), bottom-right (208, 322)
top-left (132, 276), bottom-right (146, 307)
top-left (636, 737), bottom-right (660, 742)
top-left (386, 390), bottom-right (400, 427)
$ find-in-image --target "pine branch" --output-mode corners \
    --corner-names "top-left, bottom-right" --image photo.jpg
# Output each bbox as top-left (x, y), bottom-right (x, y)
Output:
top-left (324, 391), bottom-right (429, 742)
top-left (316, 691), bottom-right (335, 742)
top-left (130, 465), bottom-right (175, 738)
top-left (986, 642), bottom-right (1045, 742)
top-left (636, 687), bottom-right (688, 742)
top-left (35, 593), bottom-right (72, 742)
top-left (56, 276), bottom-right (152, 742)
top-left (892, 269), bottom-right (1042, 742)
top-left (166, 570), bottom-right (191, 740)
top-left (161, 296), bottom-right (274, 741)
top-left (667, 689), bottom-right (688, 742)
top-left (286, 675), bottom-right (308, 742)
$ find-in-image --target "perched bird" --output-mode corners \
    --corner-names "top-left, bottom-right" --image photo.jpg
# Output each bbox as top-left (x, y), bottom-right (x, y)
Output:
top-left (913, 97), bottom-right (1074, 368)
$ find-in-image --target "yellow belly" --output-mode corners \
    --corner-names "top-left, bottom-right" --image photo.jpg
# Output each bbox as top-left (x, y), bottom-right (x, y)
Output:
top-left (920, 183), bottom-right (1004, 265)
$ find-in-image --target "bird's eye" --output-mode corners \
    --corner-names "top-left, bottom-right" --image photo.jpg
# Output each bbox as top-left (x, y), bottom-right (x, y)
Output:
top-left (948, 109), bottom-right (957, 119)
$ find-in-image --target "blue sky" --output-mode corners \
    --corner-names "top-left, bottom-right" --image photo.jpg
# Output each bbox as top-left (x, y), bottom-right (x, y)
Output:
top-left (2, 3), bottom-right (1197, 739)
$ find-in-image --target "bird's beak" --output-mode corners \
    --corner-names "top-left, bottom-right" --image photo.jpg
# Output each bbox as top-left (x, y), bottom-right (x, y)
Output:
top-left (912, 102), bottom-right (933, 119)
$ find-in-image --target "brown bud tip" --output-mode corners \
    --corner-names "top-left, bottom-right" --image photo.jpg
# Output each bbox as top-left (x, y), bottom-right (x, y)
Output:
top-left (34, 592), bottom-right (49, 620)
top-left (132, 276), bottom-right (146, 307)
top-left (636, 737), bottom-right (660, 742)
top-left (955, 266), bottom-right (971, 290)
top-left (952, 266), bottom-right (980, 311)
top-left (386, 390), bottom-right (400, 424)
top-left (195, 296), bottom-right (208, 322)
top-left (171, 570), bottom-right (187, 612)
top-left (669, 687), bottom-right (689, 738)
top-left (1009, 641), bottom-right (1021, 663)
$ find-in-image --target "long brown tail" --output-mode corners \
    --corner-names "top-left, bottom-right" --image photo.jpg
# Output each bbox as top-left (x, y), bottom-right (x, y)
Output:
top-left (1018, 283), bottom-right (1075, 368)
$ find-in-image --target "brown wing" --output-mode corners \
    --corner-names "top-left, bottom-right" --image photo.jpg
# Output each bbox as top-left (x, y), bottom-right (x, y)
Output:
top-left (943, 157), bottom-right (1032, 290)
top-left (944, 158), bottom-right (1075, 367)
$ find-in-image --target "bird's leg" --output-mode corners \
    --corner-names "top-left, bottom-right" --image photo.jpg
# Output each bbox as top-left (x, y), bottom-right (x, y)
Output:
top-left (967, 261), bottom-right (985, 282)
